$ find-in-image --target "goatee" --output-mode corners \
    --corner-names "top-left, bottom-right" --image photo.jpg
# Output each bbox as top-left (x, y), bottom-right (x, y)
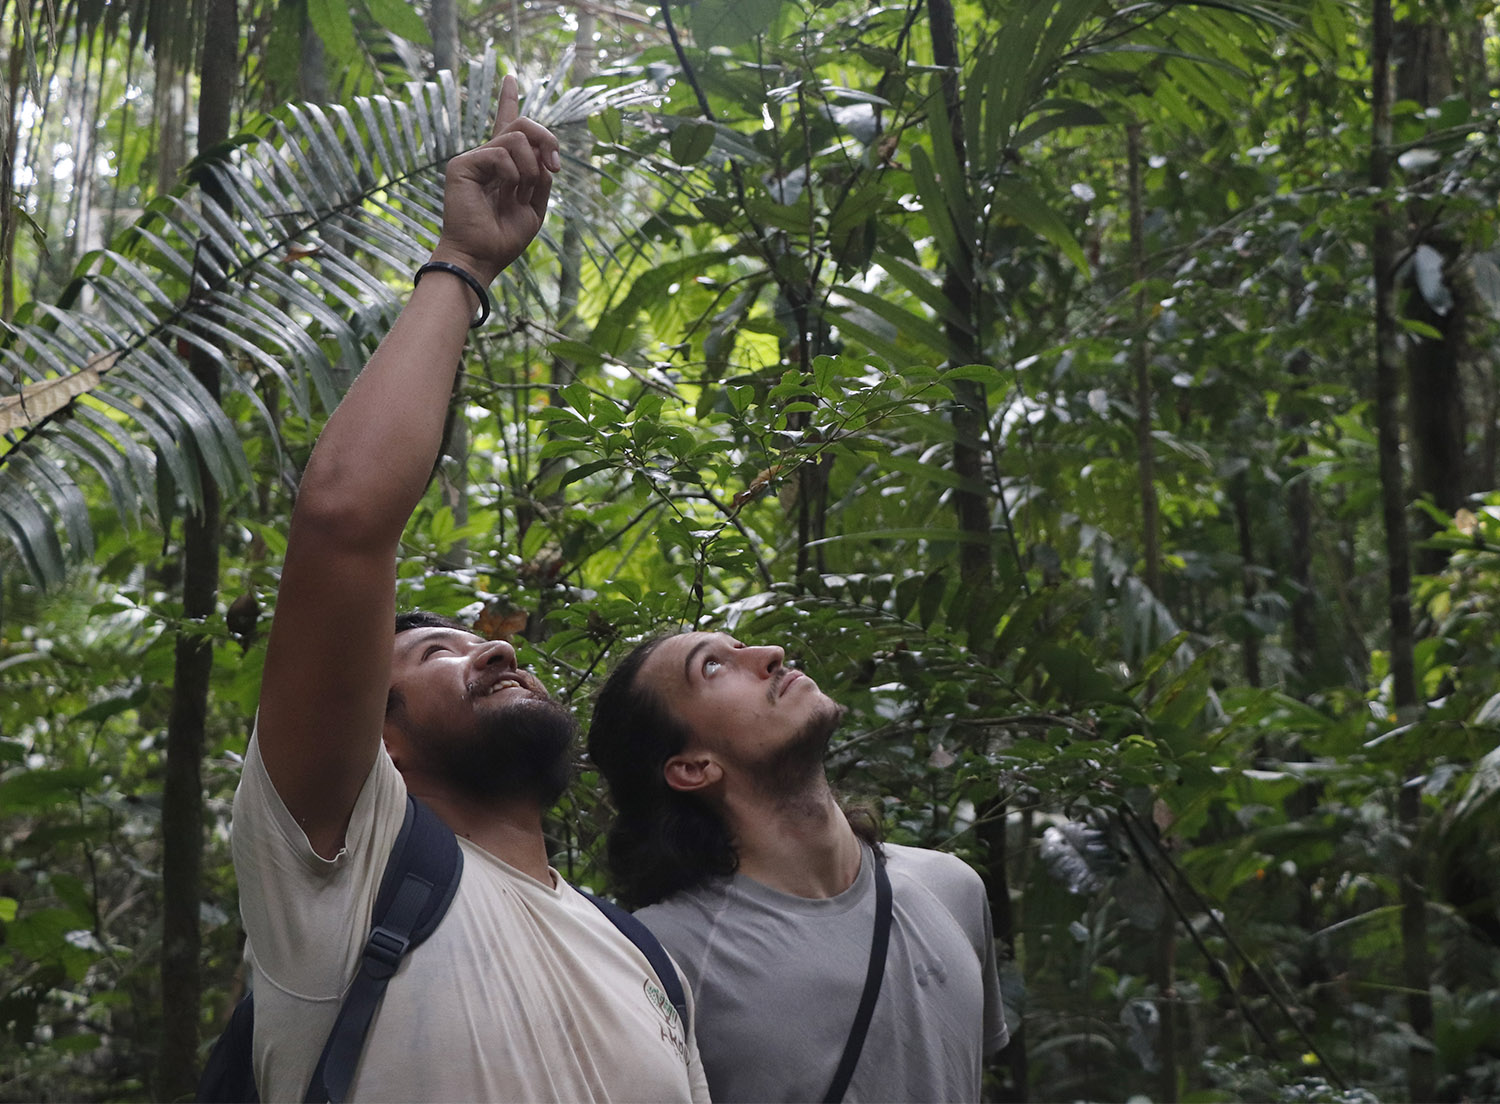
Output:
top-left (750, 700), bottom-right (846, 801)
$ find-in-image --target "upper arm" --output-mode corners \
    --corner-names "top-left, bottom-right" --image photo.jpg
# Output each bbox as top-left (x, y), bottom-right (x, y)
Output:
top-left (255, 506), bottom-right (398, 858)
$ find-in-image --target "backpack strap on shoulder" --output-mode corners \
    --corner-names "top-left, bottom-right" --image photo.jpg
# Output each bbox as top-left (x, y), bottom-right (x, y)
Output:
top-left (304, 795), bottom-right (463, 1104)
top-left (581, 891), bottom-right (689, 1028)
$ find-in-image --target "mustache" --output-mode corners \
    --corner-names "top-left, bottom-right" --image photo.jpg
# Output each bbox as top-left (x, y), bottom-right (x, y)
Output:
top-left (467, 668), bottom-right (549, 700)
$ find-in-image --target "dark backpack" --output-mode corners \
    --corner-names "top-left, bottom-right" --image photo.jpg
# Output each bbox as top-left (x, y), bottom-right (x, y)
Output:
top-left (197, 796), bottom-right (686, 1104)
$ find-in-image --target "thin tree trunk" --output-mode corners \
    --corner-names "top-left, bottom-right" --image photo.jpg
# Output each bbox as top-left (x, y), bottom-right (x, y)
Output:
top-left (1371, 4), bottom-right (1433, 1101)
top-left (299, 14), bottom-right (329, 103)
top-left (2, 21), bottom-right (24, 323)
top-left (430, 0), bottom-right (460, 75)
top-left (1231, 471), bottom-right (1261, 689)
top-left (1127, 119), bottom-right (1175, 1101)
top-left (1396, 16), bottom-right (1465, 576)
top-left (156, 0), bottom-right (235, 1096)
top-left (928, 0), bottom-right (990, 596)
top-left (927, 3), bottom-right (1019, 1099)
top-left (520, 12), bottom-right (595, 576)
top-left (1127, 124), bottom-right (1160, 599)
top-left (155, 48), bottom-right (187, 195)
top-left (1285, 347), bottom-right (1317, 682)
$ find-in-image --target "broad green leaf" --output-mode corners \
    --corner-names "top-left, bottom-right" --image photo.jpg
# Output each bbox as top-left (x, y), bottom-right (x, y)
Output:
top-left (835, 288), bottom-right (949, 361)
top-left (990, 178), bottom-right (1090, 274)
top-left (0, 766), bottom-right (102, 812)
top-left (1037, 644), bottom-right (1127, 706)
top-left (669, 121), bottom-right (717, 166)
top-left (689, 0), bottom-right (784, 48)
top-left (907, 146), bottom-right (965, 274)
top-left (361, 0), bottom-right (432, 44)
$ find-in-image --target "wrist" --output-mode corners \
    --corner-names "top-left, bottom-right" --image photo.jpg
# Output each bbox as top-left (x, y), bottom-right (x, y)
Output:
top-left (428, 245), bottom-right (502, 289)
top-left (414, 261), bottom-right (492, 329)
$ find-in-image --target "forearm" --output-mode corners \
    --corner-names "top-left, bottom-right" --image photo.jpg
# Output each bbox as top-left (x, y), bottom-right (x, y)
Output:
top-left (292, 262), bottom-right (479, 549)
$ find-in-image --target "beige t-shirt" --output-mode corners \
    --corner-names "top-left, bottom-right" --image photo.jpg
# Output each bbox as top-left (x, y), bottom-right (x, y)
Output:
top-left (231, 736), bottom-right (709, 1103)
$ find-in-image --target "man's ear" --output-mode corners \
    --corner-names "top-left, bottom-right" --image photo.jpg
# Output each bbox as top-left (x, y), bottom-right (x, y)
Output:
top-left (382, 723), bottom-right (407, 770)
top-left (663, 753), bottom-right (722, 794)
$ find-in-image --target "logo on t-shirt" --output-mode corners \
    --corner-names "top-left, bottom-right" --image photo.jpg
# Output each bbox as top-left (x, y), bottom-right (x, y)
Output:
top-left (643, 977), bottom-right (687, 1062)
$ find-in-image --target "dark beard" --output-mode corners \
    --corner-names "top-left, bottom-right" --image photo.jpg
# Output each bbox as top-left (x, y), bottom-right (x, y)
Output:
top-left (748, 700), bottom-right (846, 801)
top-left (426, 697), bottom-right (577, 807)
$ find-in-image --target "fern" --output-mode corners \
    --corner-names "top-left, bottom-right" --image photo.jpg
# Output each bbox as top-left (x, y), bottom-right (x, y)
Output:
top-left (0, 51), bottom-right (652, 585)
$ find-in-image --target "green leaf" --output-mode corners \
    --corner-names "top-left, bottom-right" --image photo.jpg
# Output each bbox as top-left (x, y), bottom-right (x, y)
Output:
top-left (807, 527), bottom-right (987, 547)
top-left (919, 570), bottom-right (948, 630)
top-left (1400, 317), bottom-right (1443, 340)
top-left (990, 178), bottom-right (1090, 274)
top-left (835, 288), bottom-right (949, 361)
top-left (979, 1), bottom-right (1051, 158)
top-left (943, 363), bottom-right (1004, 387)
top-left (548, 339), bottom-right (604, 369)
top-left (361, 0), bottom-right (432, 44)
top-left (908, 145), bottom-right (965, 273)
top-left (669, 121), bottom-right (717, 166)
top-left (307, 0), bottom-right (362, 71)
top-left (1037, 644), bottom-right (1126, 706)
top-left (689, 0), bottom-right (784, 47)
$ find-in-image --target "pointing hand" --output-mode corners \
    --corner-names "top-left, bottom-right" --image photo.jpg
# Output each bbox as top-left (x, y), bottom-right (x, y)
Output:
top-left (430, 74), bottom-right (562, 287)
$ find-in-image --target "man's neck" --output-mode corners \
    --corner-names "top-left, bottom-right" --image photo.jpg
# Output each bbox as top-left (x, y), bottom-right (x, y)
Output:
top-left (725, 782), bottom-right (863, 899)
top-left (406, 784), bottom-right (554, 885)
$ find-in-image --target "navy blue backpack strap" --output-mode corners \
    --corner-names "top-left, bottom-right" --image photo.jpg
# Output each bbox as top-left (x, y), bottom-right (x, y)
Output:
top-left (581, 891), bottom-right (689, 1028)
top-left (822, 854), bottom-right (892, 1104)
top-left (196, 990), bottom-right (260, 1102)
top-left (304, 795), bottom-right (463, 1103)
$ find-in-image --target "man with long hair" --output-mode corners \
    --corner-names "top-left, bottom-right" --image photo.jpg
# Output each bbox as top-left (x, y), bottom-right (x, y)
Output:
top-left (233, 78), bottom-right (706, 1101)
top-left (588, 631), bottom-right (1009, 1102)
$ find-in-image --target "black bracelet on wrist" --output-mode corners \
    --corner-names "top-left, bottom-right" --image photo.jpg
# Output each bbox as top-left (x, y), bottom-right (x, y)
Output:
top-left (414, 261), bottom-right (491, 329)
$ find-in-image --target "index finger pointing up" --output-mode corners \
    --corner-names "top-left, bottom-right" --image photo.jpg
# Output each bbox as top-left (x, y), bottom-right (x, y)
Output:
top-left (493, 74), bottom-right (519, 139)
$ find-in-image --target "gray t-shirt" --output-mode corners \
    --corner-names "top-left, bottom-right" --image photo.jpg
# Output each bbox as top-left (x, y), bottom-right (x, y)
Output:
top-left (636, 842), bottom-right (1008, 1103)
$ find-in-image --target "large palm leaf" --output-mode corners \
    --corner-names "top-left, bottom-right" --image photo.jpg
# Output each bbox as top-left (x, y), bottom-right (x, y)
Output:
top-left (0, 52), bottom-right (652, 585)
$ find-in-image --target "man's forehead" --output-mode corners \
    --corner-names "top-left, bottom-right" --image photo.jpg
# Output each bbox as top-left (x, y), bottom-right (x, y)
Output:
top-left (646, 631), bottom-right (735, 685)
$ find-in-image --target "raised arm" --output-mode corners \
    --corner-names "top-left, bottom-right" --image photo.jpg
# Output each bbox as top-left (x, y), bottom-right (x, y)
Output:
top-left (255, 77), bottom-right (561, 857)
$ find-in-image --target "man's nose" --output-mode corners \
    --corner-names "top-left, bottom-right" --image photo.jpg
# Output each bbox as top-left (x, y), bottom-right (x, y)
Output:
top-left (472, 639), bottom-right (518, 671)
top-left (749, 644), bottom-right (784, 676)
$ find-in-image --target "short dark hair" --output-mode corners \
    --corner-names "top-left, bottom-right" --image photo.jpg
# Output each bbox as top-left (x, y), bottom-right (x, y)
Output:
top-left (586, 636), bottom-right (739, 909)
top-left (395, 610), bottom-right (466, 635)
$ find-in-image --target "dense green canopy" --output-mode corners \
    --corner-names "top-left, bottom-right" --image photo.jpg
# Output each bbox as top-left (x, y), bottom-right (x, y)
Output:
top-left (3, 0), bottom-right (1500, 1100)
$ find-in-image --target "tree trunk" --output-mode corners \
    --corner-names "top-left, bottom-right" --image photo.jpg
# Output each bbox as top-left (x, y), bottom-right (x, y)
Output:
top-left (1395, 16), bottom-right (1465, 576)
top-left (1285, 347), bottom-right (1317, 684)
top-left (927, 2), bottom-right (1020, 1098)
top-left (429, 0), bottom-right (460, 75)
top-left (1372, 3), bottom-right (1434, 1101)
top-left (299, 12), bottom-right (329, 103)
top-left (156, 0), bottom-right (236, 1097)
top-left (2, 21), bottom-right (24, 322)
top-left (1127, 124), bottom-right (1160, 600)
top-left (1230, 471), bottom-right (1261, 689)
top-left (1127, 119), bottom-right (1175, 1101)
top-left (927, 0), bottom-right (991, 597)
top-left (155, 50), bottom-right (188, 195)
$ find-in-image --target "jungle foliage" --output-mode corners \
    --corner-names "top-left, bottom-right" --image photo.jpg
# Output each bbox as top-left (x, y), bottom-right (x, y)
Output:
top-left (3, 0), bottom-right (1500, 1100)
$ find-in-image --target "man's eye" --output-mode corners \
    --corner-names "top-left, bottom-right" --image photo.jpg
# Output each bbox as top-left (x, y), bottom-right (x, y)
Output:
top-left (703, 658), bottom-right (722, 676)
top-left (421, 645), bottom-right (448, 661)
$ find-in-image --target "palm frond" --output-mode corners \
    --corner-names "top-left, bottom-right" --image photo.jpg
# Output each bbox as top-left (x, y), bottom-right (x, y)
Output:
top-left (0, 50), bottom-right (657, 586)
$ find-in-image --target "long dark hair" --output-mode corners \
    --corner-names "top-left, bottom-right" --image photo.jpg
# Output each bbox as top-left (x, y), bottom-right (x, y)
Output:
top-left (586, 636), bottom-right (740, 908)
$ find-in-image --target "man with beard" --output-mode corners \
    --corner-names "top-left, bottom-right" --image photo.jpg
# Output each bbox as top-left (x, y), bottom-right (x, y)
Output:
top-left (231, 78), bottom-right (707, 1102)
top-left (587, 632), bottom-right (1009, 1103)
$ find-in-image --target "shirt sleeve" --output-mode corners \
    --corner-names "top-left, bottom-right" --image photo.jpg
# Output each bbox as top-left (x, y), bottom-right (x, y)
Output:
top-left (230, 728), bottom-right (407, 1000)
top-left (978, 892), bottom-right (1010, 1053)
